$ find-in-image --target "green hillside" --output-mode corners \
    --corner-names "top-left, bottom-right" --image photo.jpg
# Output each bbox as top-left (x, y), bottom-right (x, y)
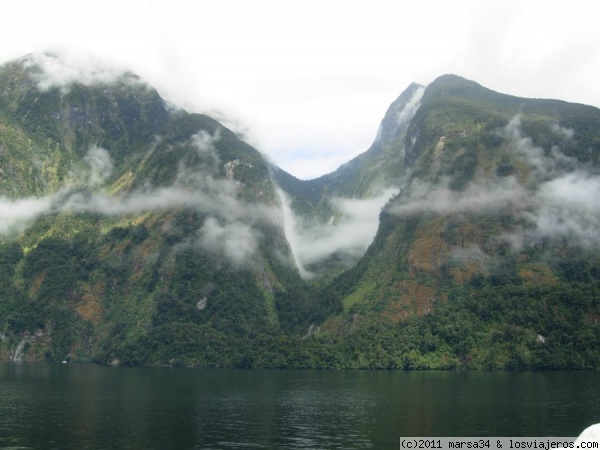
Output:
top-left (1, 57), bottom-right (599, 369)
top-left (316, 75), bottom-right (600, 369)
top-left (0, 54), bottom-right (322, 365)
top-left (270, 83), bottom-right (424, 278)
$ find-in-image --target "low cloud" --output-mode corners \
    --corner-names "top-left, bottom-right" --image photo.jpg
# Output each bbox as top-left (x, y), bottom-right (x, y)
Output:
top-left (25, 51), bottom-right (132, 93)
top-left (390, 115), bottom-right (600, 252)
top-left (190, 130), bottom-right (221, 172)
top-left (0, 196), bottom-right (54, 236)
top-left (278, 187), bottom-right (397, 278)
top-left (1, 141), bottom-right (276, 267)
top-left (61, 137), bottom-right (275, 227)
top-left (389, 176), bottom-right (525, 217)
top-left (502, 116), bottom-right (600, 247)
top-left (396, 86), bottom-right (425, 128)
top-left (84, 146), bottom-right (114, 186)
top-left (198, 217), bottom-right (259, 268)
top-left (552, 124), bottom-right (575, 139)
top-left (503, 115), bottom-right (577, 180)
top-left (57, 174), bottom-right (277, 267)
top-left (449, 244), bottom-right (491, 274)
top-left (62, 180), bottom-right (274, 224)
top-left (527, 172), bottom-right (600, 247)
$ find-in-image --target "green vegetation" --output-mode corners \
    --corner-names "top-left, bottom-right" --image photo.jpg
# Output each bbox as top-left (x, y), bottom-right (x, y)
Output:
top-left (1, 61), bottom-right (599, 370)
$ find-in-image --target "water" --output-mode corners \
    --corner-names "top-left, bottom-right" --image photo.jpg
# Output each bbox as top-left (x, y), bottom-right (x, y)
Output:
top-left (0, 364), bottom-right (598, 450)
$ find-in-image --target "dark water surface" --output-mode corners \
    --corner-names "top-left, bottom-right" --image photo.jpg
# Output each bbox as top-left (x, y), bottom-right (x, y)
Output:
top-left (0, 364), bottom-right (598, 449)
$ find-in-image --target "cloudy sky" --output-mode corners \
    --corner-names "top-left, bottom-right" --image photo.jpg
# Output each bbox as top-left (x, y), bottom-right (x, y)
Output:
top-left (1, 0), bottom-right (599, 179)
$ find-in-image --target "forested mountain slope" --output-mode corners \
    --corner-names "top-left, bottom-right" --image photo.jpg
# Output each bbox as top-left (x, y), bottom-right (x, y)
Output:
top-left (0, 54), bottom-right (325, 365)
top-left (1, 55), bottom-right (599, 369)
top-left (320, 74), bottom-right (600, 369)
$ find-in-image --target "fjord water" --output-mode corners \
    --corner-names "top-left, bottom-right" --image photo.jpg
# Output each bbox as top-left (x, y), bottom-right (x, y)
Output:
top-left (1, 364), bottom-right (598, 450)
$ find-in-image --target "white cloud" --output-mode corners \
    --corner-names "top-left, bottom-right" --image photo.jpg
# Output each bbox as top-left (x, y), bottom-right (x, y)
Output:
top-left (277, 187), bottom-right (397, 277)
top-left (503, 115), bottom-right (577, 180)
top-left (25, 51), bottom-right (133, 92)
top-left (83, 146), bottom-right (114, 186)
top-left (1, 0), bottom-right (600, 273)
top-left (0, 196), bottom-right (54, 235)
top-left (21, 179), bottom-right (276, 267)
top-left (389, 176), bottom-right (526, 217)
top-left (61, 175), bottom-right (276, 225)
top-left (198, 217), bottom-right (259, 268)
top-left (191, 130), bottom-right (220, 160)
top-left (396, 87), bottom-right (425, 128)
top-left (450, 244), bottom-right (491, 266)
top-left (552, 124), bottom-right (575, 140)
top-left (499, 117), bottom-right (600, 246)
top-left (2, 1), bottom-right (598, 179)
top-left (0, 155), bottom-right (277, 266)
top-left (390, 116), bottom-right (600, 250)
top-left (1, 146), bottom-right (113, 236)
top-left (528, 173), bottom-right (600, 247)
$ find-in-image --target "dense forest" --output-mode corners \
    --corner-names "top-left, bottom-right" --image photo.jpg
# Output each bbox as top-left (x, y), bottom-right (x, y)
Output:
top-left (1, 56), bottom-right (599, 369)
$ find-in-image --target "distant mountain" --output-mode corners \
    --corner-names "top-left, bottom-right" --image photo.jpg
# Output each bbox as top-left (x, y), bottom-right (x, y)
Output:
top-left (273, 82), bottom-right (424, 201)
top-left (271, 83), bottom-right (424, 277)
top-left (320, 74), bottom-right (600, 369)
top-left (1, 55), bottom-right (599, 369)
top-left (0, 54), bottom-right (331, 365)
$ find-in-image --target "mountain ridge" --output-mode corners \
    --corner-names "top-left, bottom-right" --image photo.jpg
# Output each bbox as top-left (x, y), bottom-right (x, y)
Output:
top-left (315, 72), bottom-right (600, 368)
top-left (1, 54), bottom-right (599, 369)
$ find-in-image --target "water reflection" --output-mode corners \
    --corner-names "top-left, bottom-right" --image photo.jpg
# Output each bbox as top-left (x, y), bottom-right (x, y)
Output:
top-left (1, 364), bottom-right (598, 450)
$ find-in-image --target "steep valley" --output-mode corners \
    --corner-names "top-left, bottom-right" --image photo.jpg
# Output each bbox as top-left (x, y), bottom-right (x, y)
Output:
top-left (1, 55), bottom-right (599, 369)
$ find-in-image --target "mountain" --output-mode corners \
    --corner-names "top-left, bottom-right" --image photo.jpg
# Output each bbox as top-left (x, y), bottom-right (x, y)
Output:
top-left (1, 55), bottom-right (599, 369)
top-left (320, 74), bottom-right (600, 369)
top-left (0, 54), bottom-right (331, 365)
top-left (273, 82), bottom-right (424, 201)
top-left (270, 83), bottom-right (424, 278)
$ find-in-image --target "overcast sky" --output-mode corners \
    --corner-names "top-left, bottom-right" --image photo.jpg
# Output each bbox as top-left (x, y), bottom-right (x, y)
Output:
top-left (2, 0), bottom-right (599, 179)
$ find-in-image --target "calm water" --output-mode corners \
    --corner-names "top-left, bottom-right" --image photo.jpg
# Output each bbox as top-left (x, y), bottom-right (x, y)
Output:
top-left (0, 364), bottom-right (599, 450)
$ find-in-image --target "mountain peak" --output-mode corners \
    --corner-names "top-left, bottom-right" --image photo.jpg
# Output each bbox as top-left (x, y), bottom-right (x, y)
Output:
top-left (7, 51), bottom-right (143, 94)
top-left (377, 82), bottom-right (425, 143)
top-left (2, 56), bottom-right (600, 370)
top-left (423, 73), bottom-right (490, 100)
